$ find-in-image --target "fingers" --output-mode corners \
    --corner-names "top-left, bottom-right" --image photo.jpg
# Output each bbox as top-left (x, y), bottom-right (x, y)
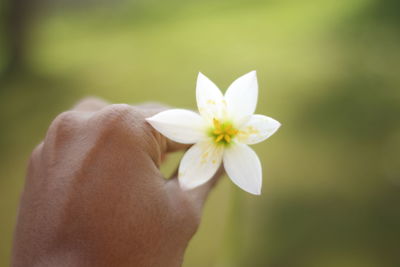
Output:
top-left (71, 99), bottom-right (221, 211)
top-left (135, 102), bottom-right (191, 153)
top-left (137, 102), bottom-right (224, 206)
top-left (73, 99), bottom-right (190, 153)
top-left (187, 166), bottom-right (225, 210)
top-left (167, 165), bottom-right (225, 212)
top-left (71, 98), bottom-right (190, 163)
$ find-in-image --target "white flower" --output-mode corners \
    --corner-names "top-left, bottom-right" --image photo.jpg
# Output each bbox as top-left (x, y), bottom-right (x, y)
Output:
top-left (146, 71), bottom-right (280, 195)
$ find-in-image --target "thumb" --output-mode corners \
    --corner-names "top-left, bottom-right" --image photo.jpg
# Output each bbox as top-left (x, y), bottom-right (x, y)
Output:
top-left (135, 102), bottom-right (190, 153)
top-left (167, 166), bottom-right (225, 212)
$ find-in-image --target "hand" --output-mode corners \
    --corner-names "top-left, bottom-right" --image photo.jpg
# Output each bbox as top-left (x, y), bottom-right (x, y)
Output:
top-left (12, 98), bottom-right (223, 267)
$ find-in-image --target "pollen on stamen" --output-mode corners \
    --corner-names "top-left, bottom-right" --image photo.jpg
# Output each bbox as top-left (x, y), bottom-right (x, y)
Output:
top-left (224, 134), bottom-right (231, 143)
top-left (210, 118), bottom-right (238, 146)
top-left (213, 129), bottom-right (222, 135)
top-left (227, 129), bottom-right (238, 135)
top-left (215, 134), bottom-right (224, 143)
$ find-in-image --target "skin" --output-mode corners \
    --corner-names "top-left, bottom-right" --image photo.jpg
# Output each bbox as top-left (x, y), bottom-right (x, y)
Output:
top-left (12, 98), bottom-right (223, 267)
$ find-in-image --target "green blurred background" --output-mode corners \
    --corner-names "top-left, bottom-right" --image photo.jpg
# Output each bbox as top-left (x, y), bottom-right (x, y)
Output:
top-left (1, 0), bottom-right (400, 266)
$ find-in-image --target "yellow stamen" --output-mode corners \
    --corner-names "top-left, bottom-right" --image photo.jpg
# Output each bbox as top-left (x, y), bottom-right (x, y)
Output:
top-left (215, 134), bottom-right (224, 143)
top-left (224, 134), bottom-right (231, 143)
top-left (210, 118), bottom-right (238, 145)
top-left (213, 118), bottom-right (221, 129)
top-left (226, 129), bottom-right (238, 135)
top-left (213, 129), bottom-right (222, 135)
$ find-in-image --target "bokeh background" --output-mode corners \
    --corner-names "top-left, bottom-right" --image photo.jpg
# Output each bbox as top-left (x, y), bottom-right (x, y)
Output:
top-left (1, 0), bottom-right (400, 266)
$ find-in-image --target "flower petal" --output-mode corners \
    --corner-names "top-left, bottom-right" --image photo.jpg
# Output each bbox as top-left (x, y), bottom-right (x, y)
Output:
top-left (196, 72), bottom-right (225, 121)
top-left (237, 114), bottom-right (281, 145)
top-left (223, 143), bottom-right (262, 195)
top-left (225, 71), bottom-right (258, 124)
top-left (178, 140), bottom-right (224, 190)
top-left (146, 109), bottom-right (205, 144)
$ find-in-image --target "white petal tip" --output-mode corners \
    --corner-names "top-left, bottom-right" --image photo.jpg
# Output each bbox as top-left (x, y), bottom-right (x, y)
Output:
top-left (243, 70), bottom-right (257, 79)
top-left (240, 185), bottom-right (261, 195)
top-left (145, 117), bottom-right (157, 125)
top-left (274, 122), bottom-right (282, 134)
top-left (253, 188), bottom-right (262, 196)
top-left (223, 143), bottom-right (263, 196)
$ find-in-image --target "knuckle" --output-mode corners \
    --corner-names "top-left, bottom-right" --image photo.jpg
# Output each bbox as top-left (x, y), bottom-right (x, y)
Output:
top-left (30, 142), bottom-right (44, 160)
top-left (173, 194), bottom-right (201, 234)
top-left (49, 111), bottom-right (79, 134)
top-left (105, 103), bottom-right (133, 116)
top-left (28, 142), bottom-right (44, 169)
top-left (94, 104), bottom-right (147, 137)
top-left (179, 210), bottom-right (201, 236)
top-left (99, 104), bottom-right (136, 124)
top-left (45, 111), bottom-right (81, 148)
top-left (184, 203), bottom-right (201, 229)
top-left (89, 104), bottom-right (162, 162)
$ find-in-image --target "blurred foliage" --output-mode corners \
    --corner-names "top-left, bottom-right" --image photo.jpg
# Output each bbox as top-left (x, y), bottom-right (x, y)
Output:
top-left (1, 0), bottom-right (399, 266)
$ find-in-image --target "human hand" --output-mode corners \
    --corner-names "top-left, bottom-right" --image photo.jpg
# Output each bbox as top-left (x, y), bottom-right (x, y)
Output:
top-left (12, 98), bottom-right (223, 267)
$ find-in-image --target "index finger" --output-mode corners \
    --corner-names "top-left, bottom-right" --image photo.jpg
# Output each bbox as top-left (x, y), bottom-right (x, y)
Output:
top-left (135, 102), bottom-right (191, 153)
top-left (74, 99), bottom-right (190, 157)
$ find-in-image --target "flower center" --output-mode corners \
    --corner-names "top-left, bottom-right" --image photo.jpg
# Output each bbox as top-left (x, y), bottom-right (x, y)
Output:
top-left (210, 118), bottom-right (238, 145)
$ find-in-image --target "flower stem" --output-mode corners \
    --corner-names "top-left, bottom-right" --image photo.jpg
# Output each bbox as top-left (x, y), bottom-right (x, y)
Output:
top-left (218, 187), bottom-right (244, 267)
